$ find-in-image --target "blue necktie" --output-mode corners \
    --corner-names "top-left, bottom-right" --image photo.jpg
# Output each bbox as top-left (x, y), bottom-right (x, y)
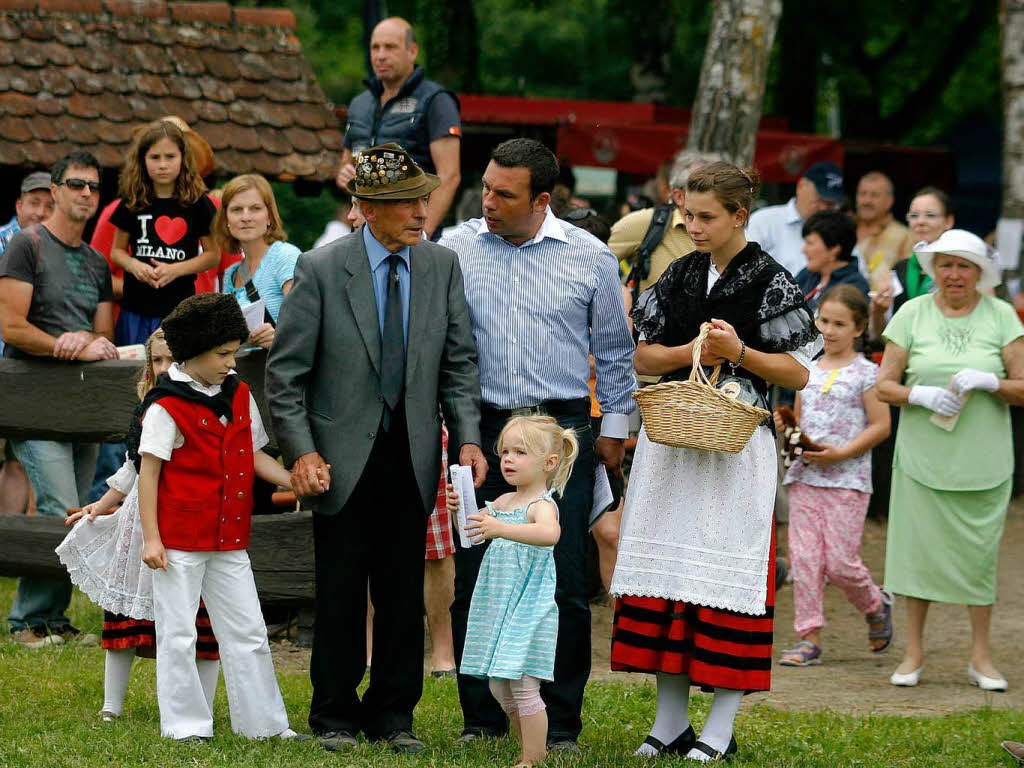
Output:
top-left (380, 254), bottom-right (405, 430)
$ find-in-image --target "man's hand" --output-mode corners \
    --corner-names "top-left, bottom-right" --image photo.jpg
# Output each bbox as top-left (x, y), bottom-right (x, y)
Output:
top-left (336, 162), bottom-right (357, 187)
top-left (459, 443), bottom-right (488, 488)
top-left (595, 436), bottom-right (625, 480)
top-left (77, 336), bottom-right (119, 361)
top-left (52, 330), bottom-right (93, 360)
top-left (291, 452), bottom-right (332, 497)
top-left (248, 323), bottom-right (275, 350)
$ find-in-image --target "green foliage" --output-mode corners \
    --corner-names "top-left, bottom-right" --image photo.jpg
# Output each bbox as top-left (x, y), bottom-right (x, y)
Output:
top-left (235, 0), bottom-right (998, 146)
top-left (271, 180), bottom-right (342, 251)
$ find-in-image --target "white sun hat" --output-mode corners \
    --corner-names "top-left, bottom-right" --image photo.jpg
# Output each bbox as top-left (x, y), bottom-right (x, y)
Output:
top-left (915, 229), bottom-right (1001, 290)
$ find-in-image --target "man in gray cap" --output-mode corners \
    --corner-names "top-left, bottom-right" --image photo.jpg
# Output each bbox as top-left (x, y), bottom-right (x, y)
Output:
top-left (746, 161), bottom-right (845, 276)
top-left (0, 171), bottom-right (54, 254)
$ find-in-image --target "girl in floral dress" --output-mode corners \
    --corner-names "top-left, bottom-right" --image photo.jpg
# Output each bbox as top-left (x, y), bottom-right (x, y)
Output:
top-left (778, 285), bottom-right (893, 666)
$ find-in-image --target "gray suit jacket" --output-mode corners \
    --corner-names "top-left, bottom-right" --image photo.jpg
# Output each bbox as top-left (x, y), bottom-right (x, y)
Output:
top-left (266, 230), bottom-right (481, 515)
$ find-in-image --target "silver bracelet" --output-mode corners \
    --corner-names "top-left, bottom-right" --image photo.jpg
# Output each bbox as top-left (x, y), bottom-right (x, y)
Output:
top-left (730, 340), bottom-right (746, 373)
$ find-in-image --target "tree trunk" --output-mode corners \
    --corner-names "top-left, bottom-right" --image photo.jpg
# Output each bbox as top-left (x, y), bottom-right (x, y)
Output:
top-left (1003, 0), bottom-right (1024, 218)
top-left (686, 0), bottom-right (782, 166)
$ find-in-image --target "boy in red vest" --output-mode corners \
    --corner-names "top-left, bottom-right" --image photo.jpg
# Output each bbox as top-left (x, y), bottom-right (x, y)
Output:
top-left (137, 293), bottom-right (306, 742)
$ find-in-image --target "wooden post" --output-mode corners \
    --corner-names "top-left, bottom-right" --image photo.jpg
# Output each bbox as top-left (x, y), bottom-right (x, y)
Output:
top-left (686, 0), bottom-right (782, 166)
top-left (0, 513), bottom-right (314, 607)
top-left (0, 349), bottom-right (274, 447)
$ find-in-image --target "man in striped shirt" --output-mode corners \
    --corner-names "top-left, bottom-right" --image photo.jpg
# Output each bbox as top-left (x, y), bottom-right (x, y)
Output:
top-left (440, 138), bottom-right (636, 751)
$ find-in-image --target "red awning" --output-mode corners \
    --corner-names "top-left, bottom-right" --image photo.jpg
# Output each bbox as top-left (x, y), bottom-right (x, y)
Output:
top-left (556, 123), bottom-right (844, 182)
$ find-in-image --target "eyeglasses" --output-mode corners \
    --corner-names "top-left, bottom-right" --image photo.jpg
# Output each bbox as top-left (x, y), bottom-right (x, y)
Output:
top-left (60, 178), bottom-right (100, 193)
top-left (564, 207), bottom-right (598, 221)
top-left (906, 212), bottom-right (942, 222)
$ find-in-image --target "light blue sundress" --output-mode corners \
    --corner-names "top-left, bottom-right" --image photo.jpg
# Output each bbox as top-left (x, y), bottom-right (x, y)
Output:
top-left (460, 492), bottom-right (559, 681)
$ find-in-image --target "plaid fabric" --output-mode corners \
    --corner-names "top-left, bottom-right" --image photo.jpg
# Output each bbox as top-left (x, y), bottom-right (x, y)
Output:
top-left (425, 424), bottom-right (455, 560)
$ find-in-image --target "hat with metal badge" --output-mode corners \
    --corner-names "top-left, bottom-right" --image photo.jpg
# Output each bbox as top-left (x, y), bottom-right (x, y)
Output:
top-left (345, 143), bottom-right (441, 200)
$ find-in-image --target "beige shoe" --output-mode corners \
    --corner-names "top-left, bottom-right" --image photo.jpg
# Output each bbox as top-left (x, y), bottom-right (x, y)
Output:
top-left (1001, 741), bottom-right (1024, 763)
top-left (11, 627), bottom-right (64, 648)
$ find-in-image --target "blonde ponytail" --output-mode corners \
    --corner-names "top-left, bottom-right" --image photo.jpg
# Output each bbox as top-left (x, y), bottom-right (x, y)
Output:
top-left (496, 415), bottom-right (581, 497)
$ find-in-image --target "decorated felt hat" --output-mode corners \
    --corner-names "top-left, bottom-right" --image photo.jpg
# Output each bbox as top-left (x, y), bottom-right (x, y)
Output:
top-left (915, 229), bottom-right (1001, 290)
top-left (345, 143), bottom-right (441, 200)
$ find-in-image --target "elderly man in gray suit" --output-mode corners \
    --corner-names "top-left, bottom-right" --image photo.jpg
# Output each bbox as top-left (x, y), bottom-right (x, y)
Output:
top-left (266, 143), bottom-right (486, 755)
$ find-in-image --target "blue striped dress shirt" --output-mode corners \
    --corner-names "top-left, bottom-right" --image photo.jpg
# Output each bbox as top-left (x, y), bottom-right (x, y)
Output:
top-left (440, 207), bottom-right (636, 438)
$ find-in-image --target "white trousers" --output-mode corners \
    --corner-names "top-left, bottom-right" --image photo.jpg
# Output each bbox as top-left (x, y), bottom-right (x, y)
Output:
top-left (152, 549), bottom-right (289, 739)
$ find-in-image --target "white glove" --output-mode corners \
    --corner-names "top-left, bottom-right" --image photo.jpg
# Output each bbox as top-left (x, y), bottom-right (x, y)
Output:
top-left (908, 385), bottom-right (962, 417)
top-left (950, 368), bottom-right (999, 396)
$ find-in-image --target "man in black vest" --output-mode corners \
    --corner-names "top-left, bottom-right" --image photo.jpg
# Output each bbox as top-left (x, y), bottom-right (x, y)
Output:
top-left (336, 17), bottom-right (462, 240)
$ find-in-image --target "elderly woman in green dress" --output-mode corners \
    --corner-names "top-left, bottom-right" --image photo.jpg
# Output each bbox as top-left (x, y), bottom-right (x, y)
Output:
top-left (876, 229), bottom-right (1024, 691)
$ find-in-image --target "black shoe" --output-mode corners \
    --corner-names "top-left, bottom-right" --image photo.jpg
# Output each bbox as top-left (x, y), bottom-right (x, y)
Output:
top-left (458, 729), bottom-right (503, 743)
top-left (316, 729), bottom-right (358, 751)
top-left (640, 725), bottom-right (697, 756)
top-left (547, 739), bottom-right (581, 754)
top-left (384, 729), bottom-right (425, 755)
top-left (690, 736), bottom-right (738, 762)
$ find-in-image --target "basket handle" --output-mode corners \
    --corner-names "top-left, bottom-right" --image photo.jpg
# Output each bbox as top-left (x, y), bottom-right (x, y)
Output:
top-left (689, 322), bottom-right (721, 386)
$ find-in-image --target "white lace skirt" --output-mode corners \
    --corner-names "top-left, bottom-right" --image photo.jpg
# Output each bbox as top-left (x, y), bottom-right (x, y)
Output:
top-left (610, 425), bottom-right (776, 615)
top-left (55, 483), bottom-right (155, 621)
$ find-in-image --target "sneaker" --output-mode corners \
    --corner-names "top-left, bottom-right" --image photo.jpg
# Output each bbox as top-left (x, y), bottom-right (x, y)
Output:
top-left (176, 735), bottom-right (211, 745)
top-left (11, 626), bottom-right (63, 648)
top-left (99, 710), bottom-right (119, 723)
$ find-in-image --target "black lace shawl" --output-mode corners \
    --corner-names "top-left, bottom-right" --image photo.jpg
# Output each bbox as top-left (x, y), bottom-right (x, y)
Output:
top-left (125, 373), bottom-right (242, 472)
top-left (632, 241), bottom-right (820, 396)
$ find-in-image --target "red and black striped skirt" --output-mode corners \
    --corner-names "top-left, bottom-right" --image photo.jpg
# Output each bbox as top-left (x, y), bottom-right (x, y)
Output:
top-left (101, 600), bottom-right (219, 660)
top-left (610, 525), bottom-right (775, 692)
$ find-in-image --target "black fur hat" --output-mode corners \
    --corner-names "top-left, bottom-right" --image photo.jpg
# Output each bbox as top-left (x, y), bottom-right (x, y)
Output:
top-left (162, 293), bottom-right (250, 362)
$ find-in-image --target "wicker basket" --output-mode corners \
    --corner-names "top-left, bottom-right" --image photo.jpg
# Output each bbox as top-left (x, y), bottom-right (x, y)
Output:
top-left (633, 323), bottom-right (770, 453)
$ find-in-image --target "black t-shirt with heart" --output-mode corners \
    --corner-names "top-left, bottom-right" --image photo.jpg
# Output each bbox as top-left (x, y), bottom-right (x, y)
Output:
top-left (109, 195), bottom-right (217, 318)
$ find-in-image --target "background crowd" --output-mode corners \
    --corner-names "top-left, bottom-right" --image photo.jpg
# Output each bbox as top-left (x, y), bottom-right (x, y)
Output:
top-left (0, 12), bottom-right (1021, 764)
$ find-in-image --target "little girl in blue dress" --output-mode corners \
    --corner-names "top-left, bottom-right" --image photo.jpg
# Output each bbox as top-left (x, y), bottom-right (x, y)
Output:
top-left (448, 415), bottom-right (579, 768)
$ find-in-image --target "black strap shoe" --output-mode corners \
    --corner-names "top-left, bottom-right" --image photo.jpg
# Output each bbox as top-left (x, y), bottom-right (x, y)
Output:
top-left (640, 725), bottom-right (696, 756)
top-left (691, 736), bottom-right (738, 761)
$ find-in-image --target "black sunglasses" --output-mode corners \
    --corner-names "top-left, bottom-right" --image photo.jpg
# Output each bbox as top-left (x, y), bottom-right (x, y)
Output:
top-left (564, 207), bottom-right (598, 221)
top-left (60, 178), bottom-right (100, 192)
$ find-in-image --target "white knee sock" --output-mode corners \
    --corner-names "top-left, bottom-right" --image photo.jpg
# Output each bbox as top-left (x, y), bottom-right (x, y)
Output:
top-left (688, 687), bottom-right (743, 761)
top-left (196, 658), bottom-right (220, 715)
top-left (634, 672), bottom-right (691, 756)
top-left (102, 649), bottom-right (135, 716)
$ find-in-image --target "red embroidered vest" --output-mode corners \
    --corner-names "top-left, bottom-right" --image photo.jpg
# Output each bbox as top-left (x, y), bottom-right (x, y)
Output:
top-left (155, 381), bottom-right (256, 551)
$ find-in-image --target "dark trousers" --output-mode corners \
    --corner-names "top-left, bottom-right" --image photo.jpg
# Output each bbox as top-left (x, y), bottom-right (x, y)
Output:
top-left (308, 408), bottom-right (428, 739)
top-left (451, 404), bottom-right (595, 741)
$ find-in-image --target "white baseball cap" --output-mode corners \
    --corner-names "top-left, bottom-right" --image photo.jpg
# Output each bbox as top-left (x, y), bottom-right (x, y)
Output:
top-left (915, 229), bottom-right (1001, 290)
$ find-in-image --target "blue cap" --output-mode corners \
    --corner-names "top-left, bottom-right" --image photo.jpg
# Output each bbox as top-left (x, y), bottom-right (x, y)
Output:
top-left (803, 162), bottom-right (844, 202)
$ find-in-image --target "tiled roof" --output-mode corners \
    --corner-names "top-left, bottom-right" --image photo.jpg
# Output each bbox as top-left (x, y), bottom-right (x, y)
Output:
top-left (0, 0), bottom-right (342, 181)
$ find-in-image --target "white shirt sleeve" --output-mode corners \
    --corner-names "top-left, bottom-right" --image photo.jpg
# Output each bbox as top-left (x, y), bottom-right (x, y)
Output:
top-left (106, 456), bottom-right (138, 495)
top-left (249, 394), bottom-right (269, 453)
top-left (138, 403), bottom-right (183, 461)
top-left (785, 336), bottom-right (825, 370)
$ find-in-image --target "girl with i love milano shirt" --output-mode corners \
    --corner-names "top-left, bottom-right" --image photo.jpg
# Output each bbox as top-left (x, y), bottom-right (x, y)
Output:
top-left (109, 120), bottom-right (218, 345)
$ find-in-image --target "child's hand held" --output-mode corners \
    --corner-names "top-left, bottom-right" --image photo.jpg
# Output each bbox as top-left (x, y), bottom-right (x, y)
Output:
top-left (465, 512), bottom-right (501, 543)
top-left (445, 482), bottom-right (460, 514)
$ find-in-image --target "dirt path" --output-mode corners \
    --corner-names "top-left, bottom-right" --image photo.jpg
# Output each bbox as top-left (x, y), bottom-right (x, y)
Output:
top-left (272, 501), bottom-right (1024, 718)
top-left (590, 500), bottom-right (1024, 716)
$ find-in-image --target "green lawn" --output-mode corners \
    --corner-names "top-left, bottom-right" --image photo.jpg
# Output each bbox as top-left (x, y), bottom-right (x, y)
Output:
top-left (0, 577), bottom-right (1019, 767)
